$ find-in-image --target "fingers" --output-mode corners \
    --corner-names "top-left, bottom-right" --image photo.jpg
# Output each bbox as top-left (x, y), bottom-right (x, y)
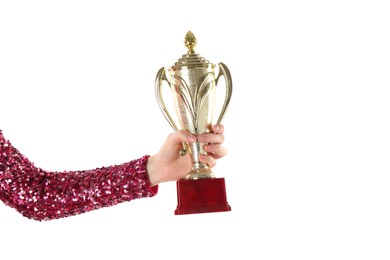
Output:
top-left (199, 154), bottom-right (217, 168)
top-left (212, 124), bottom-right (224, 134)
top-left (203, 144), bottom-right (227, 159)
top-left (175, 124), bottom-right (225, 144)
top-left (170, 124), bottom-right (227, 166)
top-left (197, 125), bottom-right (225, 144)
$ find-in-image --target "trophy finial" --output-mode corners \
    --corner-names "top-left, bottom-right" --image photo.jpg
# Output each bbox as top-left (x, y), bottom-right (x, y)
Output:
top-left (184, 31), bottom-right (197, 54)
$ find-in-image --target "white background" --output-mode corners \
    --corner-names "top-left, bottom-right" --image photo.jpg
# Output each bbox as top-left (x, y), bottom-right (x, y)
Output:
top-left (1, 0), bottom-right (389, 259)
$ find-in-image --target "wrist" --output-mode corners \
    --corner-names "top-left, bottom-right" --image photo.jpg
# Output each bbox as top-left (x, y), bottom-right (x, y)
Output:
top-left (146, 155), bottom-right (162, 186)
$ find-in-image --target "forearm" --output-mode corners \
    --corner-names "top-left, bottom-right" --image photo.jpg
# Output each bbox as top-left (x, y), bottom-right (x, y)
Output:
top-left (0, 131), bottom-right (158, 221)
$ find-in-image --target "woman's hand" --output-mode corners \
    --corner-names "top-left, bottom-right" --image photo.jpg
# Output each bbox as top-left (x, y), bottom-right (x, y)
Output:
top-left (147, 124), bottom-right (227, 186)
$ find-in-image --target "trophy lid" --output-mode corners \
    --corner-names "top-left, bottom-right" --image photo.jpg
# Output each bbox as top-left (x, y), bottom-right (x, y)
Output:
top-left (171, 31), bottom-right (212, 70)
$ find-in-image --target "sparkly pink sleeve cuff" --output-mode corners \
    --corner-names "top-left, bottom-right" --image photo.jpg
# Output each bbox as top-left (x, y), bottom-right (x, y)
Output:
top-left (0, 130), bottom-right (158, 221)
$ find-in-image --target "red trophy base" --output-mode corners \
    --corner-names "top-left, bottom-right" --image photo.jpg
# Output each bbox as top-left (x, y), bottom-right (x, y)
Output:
top-left (174, 178), bottom-right (231, 215)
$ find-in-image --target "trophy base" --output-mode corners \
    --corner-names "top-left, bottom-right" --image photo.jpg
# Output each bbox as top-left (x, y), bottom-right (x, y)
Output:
top-left (174, 178), bottom-right (231, 215)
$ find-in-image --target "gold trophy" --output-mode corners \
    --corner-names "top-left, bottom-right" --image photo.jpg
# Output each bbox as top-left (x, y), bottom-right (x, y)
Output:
top-left (155, 31), bottom-right (232, 215)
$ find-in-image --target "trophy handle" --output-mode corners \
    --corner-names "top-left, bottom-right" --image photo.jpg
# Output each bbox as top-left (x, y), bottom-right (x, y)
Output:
top-left (215, 62), bottom-right (233, 125)
top-left (155, 67), bottom-right (180, 132)
top-left (155, 67), bottom-right (189, 155)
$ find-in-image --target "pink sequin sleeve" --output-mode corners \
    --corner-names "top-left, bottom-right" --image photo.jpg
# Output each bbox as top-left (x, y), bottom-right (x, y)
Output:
top-left (0, 130), bottom-right (158, 221)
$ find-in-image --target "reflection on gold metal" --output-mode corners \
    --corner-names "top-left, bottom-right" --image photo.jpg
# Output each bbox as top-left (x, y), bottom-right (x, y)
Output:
top-left (155, 31), bottom-right (232, 180)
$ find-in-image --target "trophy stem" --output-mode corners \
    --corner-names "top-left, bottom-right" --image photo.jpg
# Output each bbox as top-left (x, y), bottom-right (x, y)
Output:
top-left (185, 141), bottom-right (215, 180)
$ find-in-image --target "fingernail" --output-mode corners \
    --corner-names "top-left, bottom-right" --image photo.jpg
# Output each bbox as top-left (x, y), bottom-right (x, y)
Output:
top-left (214, 125), bottom-right (220, 131)
top-left (187, 135), bottom-right (196, 142)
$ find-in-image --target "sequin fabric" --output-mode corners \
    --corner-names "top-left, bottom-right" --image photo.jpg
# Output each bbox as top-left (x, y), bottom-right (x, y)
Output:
top-left (0, 130), bottom-right (158, 221)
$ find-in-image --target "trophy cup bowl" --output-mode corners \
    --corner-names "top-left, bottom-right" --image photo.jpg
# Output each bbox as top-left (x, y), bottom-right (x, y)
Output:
top-left (155, 31), bottom-right (232, 215)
